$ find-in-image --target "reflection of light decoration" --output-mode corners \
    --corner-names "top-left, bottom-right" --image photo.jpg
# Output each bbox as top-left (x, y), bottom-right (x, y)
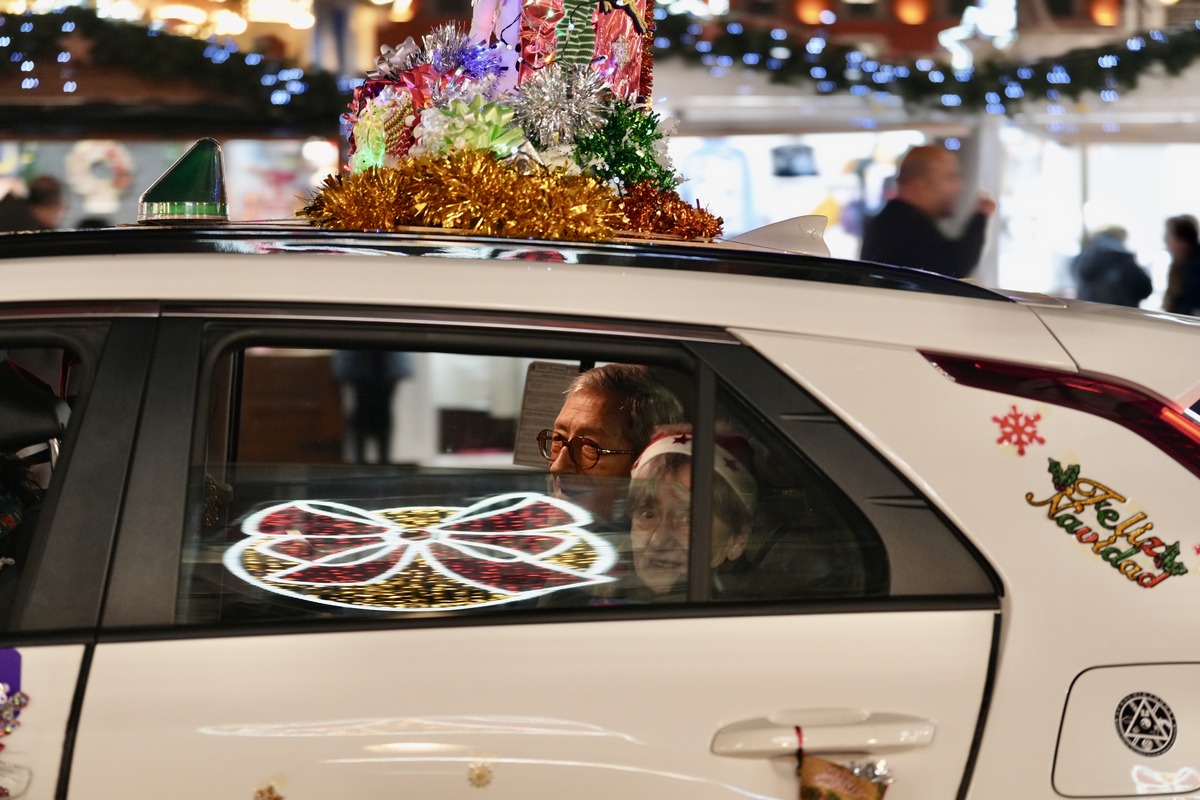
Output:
top-left (389, 0), bottom-right (415, 21)
top-left (200, 715), bottom-right (637, 739)
top-left (1131, 765), bottom-right (1200, 795)
top-left (212, 9), bottom-right (248, 35)
top-left (225, 492), bottom-right (616, 612)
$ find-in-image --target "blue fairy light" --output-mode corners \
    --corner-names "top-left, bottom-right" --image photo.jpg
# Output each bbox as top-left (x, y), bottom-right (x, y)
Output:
top-left (817, 80), bottom-right (836, 92)
top-left (20, 60), bottom-right (32, 72)
top-left (61, 20), bottom-right (74, 31)
top-left (850, 84), bottom-right (868, 96)
top-left (862, 60), bottom-right (878, 72)
top-left (806, 37), bottom-right (825, 54)
top-left (687, 23), bottom-right (702, 35)
top-left (1126, 37), bottom-right (1144, 50)
top-left (21, 77), bottom-right (38, 89)
top-left (810, 66), bottom-right (826, 78)
top-left (286, 80), bottom-right (306, 93)
top-left (1097, 54), bottom-right (1118, 68)
top-left (19, 22), bottom-right (32, 32)
top-left (727, 22), bottom-right (742, 33)
top-left (945, 137), bottom-right (961, 149)
top-left (985, 91), bottom-right (1000, 103)
top-left (700, 53), bottom-right (716, 65)
top-left (653, 6), bottom-right (666, 19)
top-left (895, 66), bottom-right (910, 77)
top-left (915, 58), bottom-right (934, 71)
top-left (261, 74), bottom-right (278, 86)
top-left (695, 40), bottom-right (712, 52)
top-left (986, 103), bottom-right (1005, 115)
top-left (245, 53), bottom-right (262, 65)
top-left (766, 58), bottom-right (782, 69)
top-left (1005, 83), bottom-right (1024, 98)
top-left (57, 51), bottom-right (69, 62)
top-left (1017, 66), bottom-right (1033, 79)
top-left (742, 52), bottom-right (760, 65)
top-left (717, 54), bottom-right (733, 67)
top-left (941, 93), bottom-right (962, 106)
top-left (929, 70), bottom-right (945, 83)
top-left (63, 80), bottom-right (76, 92)
top-left (270, 89), bottom-right (290, 105)
top-left (1100, 89), bottom-right (1118, 102)
top-left (0, 37), bottom-right (9, 47)
top-left (1150, 29), bottom-right (1166, 42)
top-left (847, 50), bottom-right (865, 63)
top-left (654, 37), bottom-right (669, 48)
top-left (710, 66), bottom-right (727, 77)
top-left (770, 28), bottom-right (787, 40)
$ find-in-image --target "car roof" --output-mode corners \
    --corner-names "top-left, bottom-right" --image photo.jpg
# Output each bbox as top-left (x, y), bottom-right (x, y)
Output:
top-left (0, 224), bottom-right (1007, 301)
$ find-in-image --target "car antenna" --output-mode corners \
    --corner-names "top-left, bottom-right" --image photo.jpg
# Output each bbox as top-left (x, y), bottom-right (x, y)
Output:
top-left (137, 138), bottom-right (229, 225)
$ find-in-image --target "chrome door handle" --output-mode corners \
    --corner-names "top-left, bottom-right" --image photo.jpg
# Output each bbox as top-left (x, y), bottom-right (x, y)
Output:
top-left (712, 709), bottom-right (936, 758)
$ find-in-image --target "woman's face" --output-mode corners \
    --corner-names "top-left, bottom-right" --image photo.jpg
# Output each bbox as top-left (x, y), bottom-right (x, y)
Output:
top-left (629, 464), bottom-right (747, 596)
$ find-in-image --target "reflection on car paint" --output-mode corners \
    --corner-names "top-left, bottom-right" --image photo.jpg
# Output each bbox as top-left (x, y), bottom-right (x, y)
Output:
top-left (991, 404), bottom-right (1044, 456)
top-left (1025, 458), bottom-right (1189, 588)
top-left (199, 716), bottom-right (641, 742)
top-left (1131, 764), bottom-right (1200, 795)
top-left (224, 492), bottom-right (617, 611)
top-left (0, 650), bottom-right (30, 798)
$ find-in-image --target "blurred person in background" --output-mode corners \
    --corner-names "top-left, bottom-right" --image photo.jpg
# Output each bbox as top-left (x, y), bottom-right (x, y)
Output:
top-left (860, 146), bottom-right (996, 278)
top-left (1071, 226), bottom-right (1153, 308)
top-left (0, 176), bottom-right (66, 233)
top-left (1162, 215), bottom-right (1200, 316)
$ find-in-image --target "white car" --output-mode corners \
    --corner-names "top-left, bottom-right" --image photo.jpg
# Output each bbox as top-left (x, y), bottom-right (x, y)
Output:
top-left (1, 177), bottom-right (1199, 800)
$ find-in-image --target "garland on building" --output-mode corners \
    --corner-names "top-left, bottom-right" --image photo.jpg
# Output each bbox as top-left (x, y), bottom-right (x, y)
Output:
top-left (650, 10), bottom-right (1200, 114)
top-left (0, 6), bottom-right (343, 126)
top-left (4, 6), bottom-right (1200, 118)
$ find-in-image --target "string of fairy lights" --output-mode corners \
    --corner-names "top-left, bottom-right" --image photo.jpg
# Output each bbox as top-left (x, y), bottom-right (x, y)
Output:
top-left (3, 4), bottom-right (1200, 122)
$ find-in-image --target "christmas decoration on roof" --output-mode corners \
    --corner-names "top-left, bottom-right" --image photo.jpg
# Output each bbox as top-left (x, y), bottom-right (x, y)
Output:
top-left (299, 3), bottom-right (724, 242)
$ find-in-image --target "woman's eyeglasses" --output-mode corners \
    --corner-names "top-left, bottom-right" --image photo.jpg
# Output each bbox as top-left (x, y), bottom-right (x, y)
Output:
top-left (536, 430), bottom-right (635, 470)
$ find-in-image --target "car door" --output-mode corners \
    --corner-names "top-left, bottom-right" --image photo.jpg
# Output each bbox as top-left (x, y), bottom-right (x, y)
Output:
top-left (0, 313), bottom-right (154, 799)
top-left (66, 309), bottom-right (999, 800)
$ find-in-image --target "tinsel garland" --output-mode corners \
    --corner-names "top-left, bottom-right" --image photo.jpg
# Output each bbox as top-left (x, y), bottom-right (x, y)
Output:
top-left (573, 100), bottom-right (679, 190)
top-left (512, 64), bottom-right (609, 147)
top-left (302, 150), bottom-right (624, 241)
top-left (619, 181), bottom-right (723, 239)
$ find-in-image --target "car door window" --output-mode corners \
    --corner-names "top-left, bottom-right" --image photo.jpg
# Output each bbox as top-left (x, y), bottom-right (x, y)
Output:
top-left (175, 324), bottom-right (991, 628)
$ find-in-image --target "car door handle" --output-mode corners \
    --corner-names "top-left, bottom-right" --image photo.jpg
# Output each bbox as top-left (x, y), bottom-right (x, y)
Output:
top-left (712, 709), bottom-right (936, 758)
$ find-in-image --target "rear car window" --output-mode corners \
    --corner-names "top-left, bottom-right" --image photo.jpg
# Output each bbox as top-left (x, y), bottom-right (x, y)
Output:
top-left (177, 328), bottom-right (992, 626)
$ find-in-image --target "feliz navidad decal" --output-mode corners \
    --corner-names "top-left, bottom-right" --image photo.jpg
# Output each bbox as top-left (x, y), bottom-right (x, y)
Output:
top-left (1025, 459), bottom-right (1188, 588)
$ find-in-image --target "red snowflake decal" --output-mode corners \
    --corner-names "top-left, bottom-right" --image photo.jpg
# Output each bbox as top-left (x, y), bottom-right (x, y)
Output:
top-left (992, 404), bottom-right (1044, 456)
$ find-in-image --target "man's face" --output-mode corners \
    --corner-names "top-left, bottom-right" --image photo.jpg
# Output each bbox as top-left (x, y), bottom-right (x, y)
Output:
top-left (925, 153), bottom-right (964, 219)
top-left (548, 388), bottom-right (636, 522)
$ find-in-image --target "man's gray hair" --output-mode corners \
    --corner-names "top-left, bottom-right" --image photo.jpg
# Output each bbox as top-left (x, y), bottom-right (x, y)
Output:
top-left (568, 364), bottom-right (685, 454)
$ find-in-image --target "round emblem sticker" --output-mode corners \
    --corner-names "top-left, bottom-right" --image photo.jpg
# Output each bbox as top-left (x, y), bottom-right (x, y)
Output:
top-left (1115, 692), bottom-right (1177, 756)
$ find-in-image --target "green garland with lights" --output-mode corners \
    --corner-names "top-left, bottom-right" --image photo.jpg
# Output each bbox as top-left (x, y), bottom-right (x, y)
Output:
top-left (4, 6), bottom-right (1200, 121)
top-left (0, 6), bottom-right (345, 128)
top-left (651, 11), bottom-right (1200, 113)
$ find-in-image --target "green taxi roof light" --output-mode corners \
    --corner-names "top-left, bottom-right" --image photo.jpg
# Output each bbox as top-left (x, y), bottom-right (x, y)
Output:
top-left (138, 138), bottom-right (229, 225)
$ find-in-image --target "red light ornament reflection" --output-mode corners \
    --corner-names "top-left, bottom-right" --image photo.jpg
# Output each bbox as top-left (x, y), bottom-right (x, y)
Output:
top-left (224, 492), bottom-right (617, 611)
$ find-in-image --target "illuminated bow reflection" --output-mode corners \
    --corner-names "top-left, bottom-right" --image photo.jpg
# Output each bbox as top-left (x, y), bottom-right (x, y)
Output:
top-left (224, 492), bottom-right (617, 611)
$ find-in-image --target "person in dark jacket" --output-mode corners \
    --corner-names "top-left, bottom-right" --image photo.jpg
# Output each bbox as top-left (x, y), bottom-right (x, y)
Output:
top-left (1071, 226), bottom-right (1153, 308)
top-left (860, 146), bottom-right (996, 278)
top-left (0, 176), bottom-right (65, 233)
top-left (1162, 215), bottom-right (1200, 316)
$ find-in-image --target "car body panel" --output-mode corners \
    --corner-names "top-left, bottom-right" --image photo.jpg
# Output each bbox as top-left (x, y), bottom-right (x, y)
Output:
top-left (70, 612), bottom-right (994, 800)
top-left (732, 328), bottom-right (1200, 799)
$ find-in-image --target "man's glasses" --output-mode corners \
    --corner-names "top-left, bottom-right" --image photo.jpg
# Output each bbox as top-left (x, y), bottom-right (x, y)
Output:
top-left (536, 430), bottom-right (635, 470)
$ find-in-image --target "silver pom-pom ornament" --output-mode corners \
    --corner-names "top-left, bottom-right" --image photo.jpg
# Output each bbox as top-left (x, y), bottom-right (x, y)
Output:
top-left (512, 64), bottom-right (610, 148)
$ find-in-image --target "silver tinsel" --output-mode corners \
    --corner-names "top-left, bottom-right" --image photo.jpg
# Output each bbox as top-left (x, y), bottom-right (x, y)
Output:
top-left (512, 64), bottom-right (610, 148)
top-left (423, 24), bottom-right (505, 81)
top-left (429, 73), bottom-right (504, 108)
top-left (368, 37), bottom-right (425, 81)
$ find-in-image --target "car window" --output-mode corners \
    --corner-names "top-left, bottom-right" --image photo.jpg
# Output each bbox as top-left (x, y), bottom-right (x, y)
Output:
top-left (0, 333), bottom-right (97, 628)
top-left (176, 327), bottom-right (987, 627)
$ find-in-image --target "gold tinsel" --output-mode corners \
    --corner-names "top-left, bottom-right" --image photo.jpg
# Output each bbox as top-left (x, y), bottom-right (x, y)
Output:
top-left (301, 150), bottom-right (624, 242)
top-left (619, 181), bottom-right (724, 240)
